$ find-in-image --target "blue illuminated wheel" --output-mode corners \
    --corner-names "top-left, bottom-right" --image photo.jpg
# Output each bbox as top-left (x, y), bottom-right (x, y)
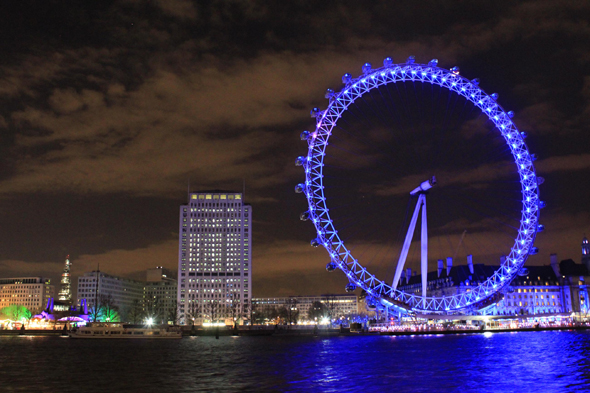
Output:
top-left (296, 57), bottom-right (542, 314)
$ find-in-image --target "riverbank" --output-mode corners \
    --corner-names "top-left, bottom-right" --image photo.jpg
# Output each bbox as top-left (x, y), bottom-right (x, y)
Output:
top-left (0, 329), bottom-right (64, 336)
top-left (377, 325), bottom-right (590, 336)
top-left (2, 324), bottom-right (589, 338)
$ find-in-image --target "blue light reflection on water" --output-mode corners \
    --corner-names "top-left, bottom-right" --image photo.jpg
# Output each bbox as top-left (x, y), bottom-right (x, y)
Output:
top-left (0, 331), bottom-right (589, 392)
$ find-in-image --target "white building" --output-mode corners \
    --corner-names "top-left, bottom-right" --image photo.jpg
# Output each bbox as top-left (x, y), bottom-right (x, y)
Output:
top-left (77, 271), bottom-right (144, 320)
top-left (396, 254), bottom-right (586, 317)
top-left (253, 295), bottom-right (359, 322)
top-left (0, 277), bottom-right (54, 314)
top-left (144, 267), bottom-right (178, 324)
top-left (178, 191), bottom-right (252, 324)
top-left (488, 264), bottom-right (568, 316)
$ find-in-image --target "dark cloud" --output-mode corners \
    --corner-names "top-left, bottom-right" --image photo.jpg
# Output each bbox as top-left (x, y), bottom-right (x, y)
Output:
top-left (0, 0), bottom-right (588, 296)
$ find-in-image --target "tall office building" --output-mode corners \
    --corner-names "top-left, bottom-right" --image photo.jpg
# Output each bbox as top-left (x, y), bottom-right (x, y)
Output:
top-left (177, 191), bottom-right (252, 324)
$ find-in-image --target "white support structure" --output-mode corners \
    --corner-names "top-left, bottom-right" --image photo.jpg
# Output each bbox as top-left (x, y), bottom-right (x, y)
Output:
top-left (392, 194), bottom-right (429, 298)
top-left (392, 177), bottom-right (436, 299)
top-left (420, 196), bottom-right (428, 298)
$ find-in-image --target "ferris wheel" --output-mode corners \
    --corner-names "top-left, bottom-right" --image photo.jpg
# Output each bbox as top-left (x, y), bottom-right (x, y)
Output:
top-left (295, 56), bottom-right (543, 314)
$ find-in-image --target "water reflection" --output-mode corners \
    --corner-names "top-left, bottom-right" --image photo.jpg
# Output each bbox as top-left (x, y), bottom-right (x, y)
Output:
top-left (0, 331), bottom-right (589, 392)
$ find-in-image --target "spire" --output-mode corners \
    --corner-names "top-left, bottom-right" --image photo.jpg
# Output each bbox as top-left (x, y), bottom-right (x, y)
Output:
top-left (582, 235), bottom-right (590, 270)
top-left (57, 255), bottom-right (72, 304)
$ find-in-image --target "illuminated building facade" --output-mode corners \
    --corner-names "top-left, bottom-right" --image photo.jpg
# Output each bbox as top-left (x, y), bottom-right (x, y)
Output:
top-left (177, 191), bottom-right (252, 324)
top-left (398, 248), bottom-right (590, 317)
top-left (558, 257), bottom-right (589, 317)
top-left (396, 257), bottom-right (497, 299)
top-left (77, 271), bottom-right (144, 321)
top-left (489, 264), bottom-right (569, 316)
top-left (253, 294), bottom-right (359, 322)
top-left (144, 267), bottom-right (178, 324)
top-left (0, 277), bottom-right (54, 313)
top-left (57, 255), bottom-right (72, 304)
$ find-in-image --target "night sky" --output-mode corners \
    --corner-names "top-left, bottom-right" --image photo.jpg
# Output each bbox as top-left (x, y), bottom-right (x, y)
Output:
top-left (0, 1), bottom-right (589, 297)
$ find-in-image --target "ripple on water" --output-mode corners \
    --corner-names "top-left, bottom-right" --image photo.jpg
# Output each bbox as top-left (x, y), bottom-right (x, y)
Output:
top-left (0, 331), bottom-right (590, 392)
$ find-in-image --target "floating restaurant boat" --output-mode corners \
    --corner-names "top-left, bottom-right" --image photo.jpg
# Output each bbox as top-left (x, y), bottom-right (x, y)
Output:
top-left (68, 322), bottom-right (182, 339)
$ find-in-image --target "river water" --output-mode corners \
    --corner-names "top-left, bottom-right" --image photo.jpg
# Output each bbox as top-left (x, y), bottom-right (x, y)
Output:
top-left (1, 330), bottom-right (589, 392)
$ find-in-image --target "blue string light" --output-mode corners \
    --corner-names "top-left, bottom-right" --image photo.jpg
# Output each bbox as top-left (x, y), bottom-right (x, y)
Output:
top-left (295, 57), bottom-right (541, 314)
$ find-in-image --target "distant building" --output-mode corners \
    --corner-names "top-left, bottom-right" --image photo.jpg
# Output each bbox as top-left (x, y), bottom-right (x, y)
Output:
top-left (77, 268), bottom-right (179, 323)
top-left (0, 277), bottom-right (54, 314)
top-left (146, 266), bottom-right (176, 282)
top-left (397, 256), bottom-right (497, 299)
top-left (57, 256), bottom-right (72, 305)
top-left (490, 263), bottom-right (568, 316)
top-left (144, 267), bottom-right (178, 324)
top-left (559, 257), bottom-right (589, 316)
top-left (253, 294), bottom-right (359, 322)
top-left (582, 236), bottom-right (590, 271)
top-left (177, 191), bottom-right (252, 324)
top-left (77, 271), bottom-right (144, 321)
top-left (396, 244), bottom-right (590, 317)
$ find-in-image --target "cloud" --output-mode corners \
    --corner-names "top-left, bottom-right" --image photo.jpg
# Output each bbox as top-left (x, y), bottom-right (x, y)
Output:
top-left (0, 259), bottom-right (63, 281)
top-left (4, 46), bottom-right (454, 197)
top-left (366, 161), bottom-right (515, 197)
top-left (48, 88), bottom-right (104, 115)
top-left (8, 1), bottom-right (587, 200)
top-left (154, 0), bottom-right (197, 19)
top-left (71, 239), bottom-right (179, 279)
top-left (536, 154), bottom-right (590, 173)
top-left (253, 240), bottom-right (327, 274)
top-left (531, 209), bottom-right (590, 263)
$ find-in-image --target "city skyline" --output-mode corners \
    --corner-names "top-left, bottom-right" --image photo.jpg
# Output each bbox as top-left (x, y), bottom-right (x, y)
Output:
top-left (0, 1), bottom-right (589, 298)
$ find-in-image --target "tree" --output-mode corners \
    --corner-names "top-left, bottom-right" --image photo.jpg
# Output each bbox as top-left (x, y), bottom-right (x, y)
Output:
top-left (227, 295), bottom-right (242, 324)
top-left (262, 307), bottom-right (280, 324)
top-left (308, 301), bottom-right (327, 322)
top-left (127, 300), bottom-right (143, 324)
top-left (0, 305), bottom-right (31, 321)
top-left (285, 297), bottom-right (299, 325)
top-left (277, 306), bottom-right (288, 324)
top-left (88, 294), bottom-right (120, 322)
top-left (143, 296), bottom-right (162, 324)
top-left (167, 300), bottom-right (179, 325)
top-left (100, 294), bottom-right (120, 322)
top-left (204, 300), bottom-right (222, 323)
top-left (242, 299), bottom-right (252, 325)
top-left (185, 300), bottom-right (202, 325)
top-left (88, 304), bottom-right (101, 323)
top-left (250, 301), bottom-right (265, 325)
top-left (323, 294), bottom-right (338, 322)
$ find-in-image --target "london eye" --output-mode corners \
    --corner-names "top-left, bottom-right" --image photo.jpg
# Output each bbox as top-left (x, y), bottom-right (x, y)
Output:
top-left (295, 57), bottom-right (543, 315)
